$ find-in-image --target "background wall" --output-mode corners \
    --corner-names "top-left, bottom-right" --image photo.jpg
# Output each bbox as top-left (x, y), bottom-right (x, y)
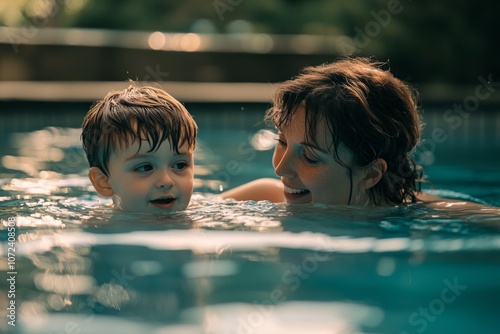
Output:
top-left (1, 0), bottom-right (499, 87)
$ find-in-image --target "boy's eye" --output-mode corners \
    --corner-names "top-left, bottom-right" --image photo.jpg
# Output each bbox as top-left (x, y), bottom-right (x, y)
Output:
top-left (172, 161), bottom-right (188, 170)
top-left (135, 164), bottom-right (153, 172)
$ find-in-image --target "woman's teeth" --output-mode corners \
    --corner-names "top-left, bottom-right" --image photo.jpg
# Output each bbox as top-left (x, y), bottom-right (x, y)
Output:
top-left (284, 185), bottom-right (309, 194)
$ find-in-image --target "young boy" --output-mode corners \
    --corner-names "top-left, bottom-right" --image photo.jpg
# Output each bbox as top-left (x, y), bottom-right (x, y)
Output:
top-left (81, 84), bottom-right (198, 213)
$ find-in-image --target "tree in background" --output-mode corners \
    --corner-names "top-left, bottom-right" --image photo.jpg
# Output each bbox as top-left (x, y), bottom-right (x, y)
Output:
top-left (1, 0), bottom-right (498, 85)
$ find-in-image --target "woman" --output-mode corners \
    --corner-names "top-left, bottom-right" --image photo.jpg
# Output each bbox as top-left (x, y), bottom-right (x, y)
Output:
top-left (221, 57), bottom-right (457, 206)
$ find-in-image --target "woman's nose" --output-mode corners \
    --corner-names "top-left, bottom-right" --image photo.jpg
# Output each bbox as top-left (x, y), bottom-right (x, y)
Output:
top-left (273, 148), bottom-right (295, 178)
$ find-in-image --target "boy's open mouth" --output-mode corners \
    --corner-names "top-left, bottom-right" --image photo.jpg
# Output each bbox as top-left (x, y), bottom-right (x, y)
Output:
top-left (150, 197), bottom-right (176, 209)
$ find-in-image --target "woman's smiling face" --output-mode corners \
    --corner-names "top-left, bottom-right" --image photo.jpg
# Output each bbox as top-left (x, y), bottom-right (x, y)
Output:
top-left (272, 106), bottom-right (369, 205)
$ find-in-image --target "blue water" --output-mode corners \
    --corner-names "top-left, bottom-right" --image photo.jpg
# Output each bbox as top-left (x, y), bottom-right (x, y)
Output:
top-left (1, 104), bottom-right (500, 333)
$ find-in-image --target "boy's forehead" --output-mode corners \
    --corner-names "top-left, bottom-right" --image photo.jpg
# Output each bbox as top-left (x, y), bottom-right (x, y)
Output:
top-left (112, 138), bottom-right (192, 156)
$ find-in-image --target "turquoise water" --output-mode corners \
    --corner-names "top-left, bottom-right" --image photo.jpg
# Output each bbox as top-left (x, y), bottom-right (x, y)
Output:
top-left (1, 103), bottom-right (500, 333)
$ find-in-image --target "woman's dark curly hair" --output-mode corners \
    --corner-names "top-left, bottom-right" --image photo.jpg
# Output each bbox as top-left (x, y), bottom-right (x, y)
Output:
top-left (266, 57), bottom-right (424, 205)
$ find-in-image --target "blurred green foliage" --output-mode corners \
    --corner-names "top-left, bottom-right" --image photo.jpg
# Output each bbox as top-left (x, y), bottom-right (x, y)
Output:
top-left (2, 0), bottom-right (498, 85)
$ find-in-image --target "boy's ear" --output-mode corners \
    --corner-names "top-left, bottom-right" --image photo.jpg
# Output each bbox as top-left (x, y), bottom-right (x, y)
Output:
top-left (362, 158), bottom-right (387, 189)
top-left (88, 167), bottom-right (114, 197)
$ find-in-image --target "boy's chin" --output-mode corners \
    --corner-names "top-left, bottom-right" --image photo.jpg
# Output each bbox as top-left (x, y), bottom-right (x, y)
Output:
top-left (113, 206), bottom-right (184, 213)
top-left (111, 196), bottom-right (190, 213)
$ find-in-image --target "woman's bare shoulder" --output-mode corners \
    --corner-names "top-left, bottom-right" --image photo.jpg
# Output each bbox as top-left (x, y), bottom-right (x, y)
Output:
top-left (417, 192), bottom-right (499, 212)
top-left (220, 178), bottom-right (285, 202)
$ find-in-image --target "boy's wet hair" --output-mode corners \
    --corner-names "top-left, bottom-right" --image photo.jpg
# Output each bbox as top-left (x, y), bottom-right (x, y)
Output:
top-left (81, 84), bottom-right (198, 176)
top-left (266, 57), bottom-right (423, 205)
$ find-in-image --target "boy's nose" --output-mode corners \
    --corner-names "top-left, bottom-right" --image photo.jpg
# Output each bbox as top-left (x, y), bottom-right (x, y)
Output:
top-left (156, 169), bottom-right (174, 189)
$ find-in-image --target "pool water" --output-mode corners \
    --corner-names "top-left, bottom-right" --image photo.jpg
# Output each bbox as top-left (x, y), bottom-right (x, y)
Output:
top-left (1, 103), bottom-right (500, 333)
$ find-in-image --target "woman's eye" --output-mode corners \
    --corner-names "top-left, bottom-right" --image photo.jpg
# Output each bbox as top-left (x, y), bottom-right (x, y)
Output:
top-left (135, 164), bottom-right (153, 172)
top-left (303, 152), bottom-right (320, 164)
top-left (276, 137), bottom-right (287, 147)
top-left (172, 161), bottom-right (188, 170)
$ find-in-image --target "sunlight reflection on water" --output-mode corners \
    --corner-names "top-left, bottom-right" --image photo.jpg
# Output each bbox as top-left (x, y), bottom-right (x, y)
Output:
top-left (1, 115), bottom-right (500, 333)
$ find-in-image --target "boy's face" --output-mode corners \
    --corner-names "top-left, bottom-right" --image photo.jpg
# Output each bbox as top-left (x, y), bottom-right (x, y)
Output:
top-left (96, 139), bottom-right (194, 213)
